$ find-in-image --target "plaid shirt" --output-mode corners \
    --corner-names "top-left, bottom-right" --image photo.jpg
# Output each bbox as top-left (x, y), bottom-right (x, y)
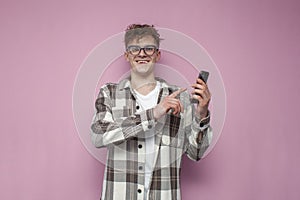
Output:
top-left (91, 77), bottom-right (212, 200)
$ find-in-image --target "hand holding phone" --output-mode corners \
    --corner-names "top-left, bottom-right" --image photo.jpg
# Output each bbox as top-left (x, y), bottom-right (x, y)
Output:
top-left (192, 71), bottom-right (209, 103)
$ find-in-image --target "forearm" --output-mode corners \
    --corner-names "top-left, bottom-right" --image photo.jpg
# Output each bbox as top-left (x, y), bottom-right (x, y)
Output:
top-left (195, 112), bottom-right (211, 142)
top-left (186, 125), bottom-right (212, 161)
top-left (91, 107), bottom-right (156, 148)
top-left (90, 86), bottom-right (156, 147)
top-left (185, 107), bottom-right (212, 161)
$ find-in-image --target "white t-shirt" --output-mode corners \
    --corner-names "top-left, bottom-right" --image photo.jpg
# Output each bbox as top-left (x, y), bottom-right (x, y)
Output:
top-left (134, 81), bottom-right (160, 191)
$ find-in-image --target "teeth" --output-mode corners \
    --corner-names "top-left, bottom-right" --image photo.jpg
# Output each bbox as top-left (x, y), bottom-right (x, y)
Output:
top-left (137, 60), bottom-right (149, 63)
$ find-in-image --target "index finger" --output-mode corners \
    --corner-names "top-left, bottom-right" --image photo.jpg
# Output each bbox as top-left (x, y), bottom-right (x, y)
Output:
top-left (196, 78), bottom-right (207, 85)
top-left (169, 88), bottom-right (187, 98)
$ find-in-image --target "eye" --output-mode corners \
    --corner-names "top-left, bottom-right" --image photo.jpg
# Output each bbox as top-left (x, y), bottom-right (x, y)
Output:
top-left (145, 47), bottom-right (155, 51)
top-left (131, 47), bottom-right (140, 52)
top-left (128, 46), bottom-right (140, 54)
top-left (144, 46), bottom-right (156, 55)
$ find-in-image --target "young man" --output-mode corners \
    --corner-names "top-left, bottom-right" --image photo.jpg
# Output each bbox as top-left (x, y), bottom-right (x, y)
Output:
top-left (91, 24), bottom-right (212, 200)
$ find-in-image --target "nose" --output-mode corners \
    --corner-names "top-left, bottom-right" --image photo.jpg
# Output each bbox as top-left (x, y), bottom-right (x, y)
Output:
top-left (138, 48), bottom-right (147, 56)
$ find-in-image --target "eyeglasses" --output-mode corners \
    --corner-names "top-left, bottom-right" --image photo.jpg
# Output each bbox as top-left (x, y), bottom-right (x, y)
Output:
top-left (126, 45), bottom-right (158, 56)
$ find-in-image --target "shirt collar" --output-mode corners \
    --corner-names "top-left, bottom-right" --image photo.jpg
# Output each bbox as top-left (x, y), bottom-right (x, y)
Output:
top-left (117, 76), bottom-right (171, 91)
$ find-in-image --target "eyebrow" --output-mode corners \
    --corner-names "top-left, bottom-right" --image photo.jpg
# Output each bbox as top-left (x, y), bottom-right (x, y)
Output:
top-left (127, 45), bottom-right (157, 48)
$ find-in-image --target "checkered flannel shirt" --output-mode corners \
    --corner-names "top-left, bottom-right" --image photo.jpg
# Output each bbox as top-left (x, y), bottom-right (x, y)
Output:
top-left (91, 77), bottom-right (212, 200)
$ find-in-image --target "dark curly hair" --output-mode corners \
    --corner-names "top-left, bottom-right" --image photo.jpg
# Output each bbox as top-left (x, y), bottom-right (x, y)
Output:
top-left (124, 24), bottom-right (162, 48)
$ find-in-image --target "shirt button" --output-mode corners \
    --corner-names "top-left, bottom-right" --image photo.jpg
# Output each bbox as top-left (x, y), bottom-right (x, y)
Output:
top-left (137, 189), bottom-right (142, 193)
top-left (139, 166), bottom-right (143, 170)
top-left (136, 105), bottom-right (140, 110)
top-left (138, 144), bottom-right (143, 149)
top-left (148, 125), bottom-right (152, 129)
top-left (200, 122), bottom-right (205, 127)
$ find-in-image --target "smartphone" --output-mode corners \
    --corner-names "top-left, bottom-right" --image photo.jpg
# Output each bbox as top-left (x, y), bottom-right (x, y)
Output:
top-left (198, 71), bottom-right (209, 83)
top-left (192, 71), bottom-right (209, 103)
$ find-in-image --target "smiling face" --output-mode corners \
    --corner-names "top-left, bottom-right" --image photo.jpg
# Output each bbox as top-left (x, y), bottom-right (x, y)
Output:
top-left (124, 35), bottom-right (161, 77)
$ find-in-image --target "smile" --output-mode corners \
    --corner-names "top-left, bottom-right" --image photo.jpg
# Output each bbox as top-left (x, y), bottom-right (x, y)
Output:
top-left (135, 60), bottom-right (150, 64)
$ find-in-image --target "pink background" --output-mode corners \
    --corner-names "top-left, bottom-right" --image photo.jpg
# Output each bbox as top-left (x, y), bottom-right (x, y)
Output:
top-left (1, 0), bottom-right (300, 199)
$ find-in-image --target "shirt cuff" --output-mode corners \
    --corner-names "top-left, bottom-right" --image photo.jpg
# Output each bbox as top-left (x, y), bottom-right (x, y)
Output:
top-left (191, 110), bottom-right (211, 145)
top-left (194, 110), bottom-right (210, 131)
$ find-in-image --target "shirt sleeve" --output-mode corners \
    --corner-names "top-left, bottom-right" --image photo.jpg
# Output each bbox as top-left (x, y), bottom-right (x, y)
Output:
top-left (183, 93), bottom-right (213, 161)
top-left (90, 86), bottom-right (156, 148)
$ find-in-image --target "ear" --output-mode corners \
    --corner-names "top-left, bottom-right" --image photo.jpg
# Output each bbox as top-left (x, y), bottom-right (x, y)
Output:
top-left (155, 50), bottom-right (161, 62)
top-left (124, 52), bottom-right (130, 62)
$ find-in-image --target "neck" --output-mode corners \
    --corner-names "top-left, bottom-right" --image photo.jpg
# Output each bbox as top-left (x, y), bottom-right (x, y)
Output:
top-left (131, 73), bottom-right (156, 95)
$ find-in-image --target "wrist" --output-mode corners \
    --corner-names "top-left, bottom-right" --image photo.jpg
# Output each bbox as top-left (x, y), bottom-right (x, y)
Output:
top-left (195, 110), bottom-right (210, 127)
top-left (196, 106), bottom-right (209, 120)
top-left (153, 105), bottom-right (166, 120)
top-left (199, 111), bottom-right (208, 120)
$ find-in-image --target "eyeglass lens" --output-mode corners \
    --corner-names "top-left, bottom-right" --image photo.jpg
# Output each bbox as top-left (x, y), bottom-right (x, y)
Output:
top-left (127, 45), bottom-right (157, 56)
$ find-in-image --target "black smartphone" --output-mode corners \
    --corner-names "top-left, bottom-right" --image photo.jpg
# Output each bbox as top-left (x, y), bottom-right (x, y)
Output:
top-left (198, 71), bottom-right (209, 83)
top-left (192, 71), bottom-right (209, 103)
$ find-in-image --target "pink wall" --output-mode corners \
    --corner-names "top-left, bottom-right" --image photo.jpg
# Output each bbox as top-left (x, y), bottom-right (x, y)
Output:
top-left (1, 0), bottom-right (300, 199)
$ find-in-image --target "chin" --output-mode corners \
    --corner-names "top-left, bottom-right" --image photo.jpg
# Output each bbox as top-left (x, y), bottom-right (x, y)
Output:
top-left (134, 64), bottom-right (154, 73)
top-left (137, 69), bottom-right (152, 76)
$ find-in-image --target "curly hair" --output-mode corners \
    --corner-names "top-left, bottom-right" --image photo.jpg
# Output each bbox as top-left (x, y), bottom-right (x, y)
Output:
top-left (124, 24), bottom-right (162, 48)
